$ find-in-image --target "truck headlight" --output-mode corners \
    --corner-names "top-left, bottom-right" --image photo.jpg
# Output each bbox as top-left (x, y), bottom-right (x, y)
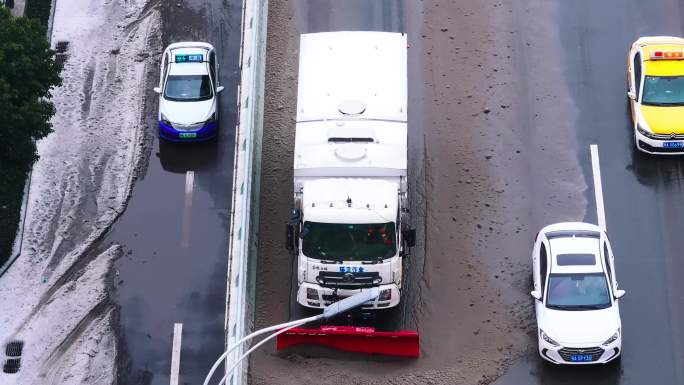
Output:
top-left (306, 288), bottom-right (318, 300)
top-left (637, 123), bottom-right (656, 139)
top-left (602, 328), bottom-right (620, 346)
top-left (206, 112), bottom-right (216, 123)
top-left (540, 330), bottom-right (559, 346)
top-left (379, 289), bottom-right (391, 301)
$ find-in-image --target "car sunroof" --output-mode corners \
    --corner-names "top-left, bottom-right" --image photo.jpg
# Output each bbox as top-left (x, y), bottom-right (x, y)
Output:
top-left (556, 253), bottom-right (596, 266)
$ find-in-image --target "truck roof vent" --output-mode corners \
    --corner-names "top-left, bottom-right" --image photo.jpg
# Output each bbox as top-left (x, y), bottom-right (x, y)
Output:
top-left (328, 137), bottom-right (374, 143)
top-left (335, 145), bottom-right (367, 161)
top-left (338, 100), bottom-right (366, 116)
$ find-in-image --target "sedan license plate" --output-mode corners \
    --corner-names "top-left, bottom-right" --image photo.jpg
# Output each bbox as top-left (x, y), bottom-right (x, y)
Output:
top-left (663, 141), bottom-right (683, 149)
top-left (179, 132), bottom-right (197, 139)
top-left (570, 354), bottom-right (593, 362)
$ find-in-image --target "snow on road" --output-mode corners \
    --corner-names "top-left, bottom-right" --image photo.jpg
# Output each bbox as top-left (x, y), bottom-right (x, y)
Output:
top-left (0, 0), bottom-right (160, 383)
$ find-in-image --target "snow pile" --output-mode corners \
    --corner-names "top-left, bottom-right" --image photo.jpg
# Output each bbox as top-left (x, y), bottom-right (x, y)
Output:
top-left (0, 0), bottom-right (160, 382)
top-left (17, 246), bottom-right (120, 384)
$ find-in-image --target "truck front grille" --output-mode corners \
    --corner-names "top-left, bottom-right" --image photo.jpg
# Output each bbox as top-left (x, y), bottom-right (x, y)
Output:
top-left (315, 271), bottom-right (382, 289)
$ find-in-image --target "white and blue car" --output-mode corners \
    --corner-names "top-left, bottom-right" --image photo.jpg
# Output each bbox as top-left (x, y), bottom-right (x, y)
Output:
top-left (154, 42), bottom-right (223, 141)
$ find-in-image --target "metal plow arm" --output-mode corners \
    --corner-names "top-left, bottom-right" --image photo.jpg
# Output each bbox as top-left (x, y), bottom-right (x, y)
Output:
top-left (276, 326), bottom-right (420, 358)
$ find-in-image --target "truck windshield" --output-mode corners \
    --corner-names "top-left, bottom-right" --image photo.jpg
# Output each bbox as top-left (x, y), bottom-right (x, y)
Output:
top-left (301, 222), bottom-right (397, 261)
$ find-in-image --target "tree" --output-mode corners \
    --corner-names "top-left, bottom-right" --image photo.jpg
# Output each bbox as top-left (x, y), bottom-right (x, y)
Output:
top-left (0, 7), bottom-right (62, 261)
top-left (0, 7), bottom-right (62, 167)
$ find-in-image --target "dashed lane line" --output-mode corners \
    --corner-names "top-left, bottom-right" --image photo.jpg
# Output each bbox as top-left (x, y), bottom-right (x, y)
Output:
top-left (181, 171), bottom-right (195, 248)
top-left (590, 144), bottom-right (607, 231)
top-left (170, 323), bottom-right (183, 385)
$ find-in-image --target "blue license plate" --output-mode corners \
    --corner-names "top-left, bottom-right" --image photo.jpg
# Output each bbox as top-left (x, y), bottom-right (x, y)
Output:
top-left (663, 141), bottom-right (683, 148)
top-left (570, 354), bottom-right (593, 362)
top-left (179, 132), bottom-right (197, 139)
top-left (339, 266), bottom-right (364, 273)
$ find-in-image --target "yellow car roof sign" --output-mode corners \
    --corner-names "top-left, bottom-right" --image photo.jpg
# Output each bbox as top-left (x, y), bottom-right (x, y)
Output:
top-left (643, 44), bottom-right (684, 60)
top-left (643, 45), bottom-right (684, 76)
top-left (649, 50), bottom-right (684, 60)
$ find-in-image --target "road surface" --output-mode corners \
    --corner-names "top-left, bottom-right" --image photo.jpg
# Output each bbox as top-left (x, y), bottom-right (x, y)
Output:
top-left (102, 0), bottom-right (242, 384)
top-left (250, 0), bottom-right (684, 384)
top-left (494, 0), bottom-right (684, 383)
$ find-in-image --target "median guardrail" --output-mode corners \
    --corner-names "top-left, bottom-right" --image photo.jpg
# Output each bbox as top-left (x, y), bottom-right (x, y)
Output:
top-left (224, 0), bottom-right (267, 383)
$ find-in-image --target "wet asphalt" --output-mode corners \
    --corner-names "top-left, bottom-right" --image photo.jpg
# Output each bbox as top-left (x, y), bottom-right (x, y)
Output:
top-left (495, 0), bottom-right (684, 383)
top-left (250, 0), bottom-right (684, 384)
top-left (97, 0), bottom-right (242, 384)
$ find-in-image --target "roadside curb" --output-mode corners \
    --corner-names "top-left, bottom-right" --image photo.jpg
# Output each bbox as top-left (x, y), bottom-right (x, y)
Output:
top-left (46, 0), bottom-right (56, 39)
top-left (224, 0), bottom-right (268, 383)
top-left (0, 171), bottom-right (32, 277)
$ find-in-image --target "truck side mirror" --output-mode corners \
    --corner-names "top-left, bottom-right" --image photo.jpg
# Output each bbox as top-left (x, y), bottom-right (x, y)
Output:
top-left (402, 228), bottom-right (416, 248)
top-left (286, 223), bottom-right (296, 252)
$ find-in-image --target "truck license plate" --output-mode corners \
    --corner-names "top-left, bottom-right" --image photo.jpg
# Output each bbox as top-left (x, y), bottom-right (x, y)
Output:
top-left (339, 266), bottom-right (364, 273)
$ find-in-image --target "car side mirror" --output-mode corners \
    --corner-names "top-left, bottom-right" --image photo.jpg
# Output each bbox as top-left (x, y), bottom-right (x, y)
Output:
top-left (530, 290), bottom-right (542, 301)
top-left (216, 86), bottom-right (225, 93)
top-left (285, 223), bottom-right (296, 252)
top-left (627, 90), bottom-right (636, 100)
top-left (614, 289), bottom-right (626, 299)
top-left (402, 228), bottom-right (416, 248)
top-left (153, 87), bottom-right (161, 94)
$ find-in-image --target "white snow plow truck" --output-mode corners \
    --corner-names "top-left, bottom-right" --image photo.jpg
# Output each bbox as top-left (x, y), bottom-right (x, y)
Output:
top-left (286, 31), bottom-right (415, 310)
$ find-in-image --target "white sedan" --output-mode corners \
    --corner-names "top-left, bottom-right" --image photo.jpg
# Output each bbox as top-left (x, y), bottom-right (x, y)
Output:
top-left (154, 42), bottom-right (223, 141)
top-left (531, 222), bottom-right (626, 364)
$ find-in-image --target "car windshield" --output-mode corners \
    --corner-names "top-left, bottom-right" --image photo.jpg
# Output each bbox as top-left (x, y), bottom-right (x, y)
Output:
top-left (301, 222), bottom-right (396, 262)
top-left (164, 75), bottom-right (212, 101)
top-left (546, 273), bottom-right (611, 310)
top-left (642, 75), bottom-right (684, 106)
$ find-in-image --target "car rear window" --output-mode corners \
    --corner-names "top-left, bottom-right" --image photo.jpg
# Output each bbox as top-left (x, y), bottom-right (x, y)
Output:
top-left (556, 253), bottom-right (596, 266)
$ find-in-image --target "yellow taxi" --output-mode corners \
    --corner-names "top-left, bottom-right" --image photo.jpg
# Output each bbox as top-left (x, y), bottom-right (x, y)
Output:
top-left (628, 36), bottom-right (684, 154)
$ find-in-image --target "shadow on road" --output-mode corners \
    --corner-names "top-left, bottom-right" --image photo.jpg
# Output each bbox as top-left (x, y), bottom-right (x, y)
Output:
top-left (157, 139), bottom-right (220, 174)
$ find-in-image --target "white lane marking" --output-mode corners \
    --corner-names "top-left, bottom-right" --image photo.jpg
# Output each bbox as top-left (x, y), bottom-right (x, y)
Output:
top-left (181, 171), bottom-right (195, 248)
top-left (590, 144), bottom-right (607, 231)
top-left (170, 323), bottom-right (183, 385)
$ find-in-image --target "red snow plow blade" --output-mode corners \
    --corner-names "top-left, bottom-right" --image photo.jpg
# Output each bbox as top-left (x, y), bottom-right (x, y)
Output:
top-left (276, 326), bottom-right (420, 358)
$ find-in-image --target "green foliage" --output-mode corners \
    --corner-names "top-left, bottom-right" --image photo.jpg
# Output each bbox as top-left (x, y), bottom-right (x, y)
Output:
top-left (24, 0), bottom-right (52, 27)
top-left (0, 7), bottom-right (62, 261)
top-left (0, 7), bottom-right (62, 165)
